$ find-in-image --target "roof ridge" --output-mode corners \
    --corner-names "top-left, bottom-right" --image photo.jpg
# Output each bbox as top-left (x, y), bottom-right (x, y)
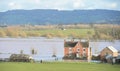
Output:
top-left (107, 46), bottom-right (118, 52)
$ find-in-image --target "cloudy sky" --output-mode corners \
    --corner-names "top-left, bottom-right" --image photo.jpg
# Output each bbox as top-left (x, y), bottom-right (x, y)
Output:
top-left (0, 0), bottom-right (120, 12)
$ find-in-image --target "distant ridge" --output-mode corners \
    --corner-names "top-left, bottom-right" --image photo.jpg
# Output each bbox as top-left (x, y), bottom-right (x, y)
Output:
top-left (0, 9), bottom-right (120, 25)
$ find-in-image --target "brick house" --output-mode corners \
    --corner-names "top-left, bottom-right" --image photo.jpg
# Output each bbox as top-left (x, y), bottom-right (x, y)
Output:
top-left (63, 40), bottom-right (91, 60)
top-left (100, 46), bottom-right (118, 62)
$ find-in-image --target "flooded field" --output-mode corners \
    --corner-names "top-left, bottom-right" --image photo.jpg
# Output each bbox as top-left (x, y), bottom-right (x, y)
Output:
top-left (0, 38), bottom-right (120, 61)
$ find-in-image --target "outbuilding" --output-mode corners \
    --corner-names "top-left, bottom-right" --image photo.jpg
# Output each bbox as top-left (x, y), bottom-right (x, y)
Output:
top-left (100, 46), bottom-right (118, 63)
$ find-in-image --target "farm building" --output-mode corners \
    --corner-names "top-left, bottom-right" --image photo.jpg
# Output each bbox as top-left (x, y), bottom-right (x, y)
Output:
top-left (9, 54), bottom-right (33, 62)
top-left (118, 50), bottom-right (120, 55)
top-left (116, 55), bottom-right (120, 64)
top-left (100, 46), bottom-right (118, 58)
top-left (100, 46), bottom-right (118, 63)
top-left (63, 40), bottom-right (92, 60)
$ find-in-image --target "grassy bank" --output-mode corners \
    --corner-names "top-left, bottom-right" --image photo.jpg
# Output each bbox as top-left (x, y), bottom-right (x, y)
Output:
top-left (0, 62), bottom-right (120, 71)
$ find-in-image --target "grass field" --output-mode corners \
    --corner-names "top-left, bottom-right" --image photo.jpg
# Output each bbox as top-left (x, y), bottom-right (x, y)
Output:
top-left (0, 62), bottom-right (120, 71)
top-left (0, 27), bottom-right (95, 38)
top-left (25, 29), bottom-right (95, 38)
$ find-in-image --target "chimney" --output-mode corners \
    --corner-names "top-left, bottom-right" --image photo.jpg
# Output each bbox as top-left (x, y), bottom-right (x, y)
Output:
top-left (64, 39), bottom-right (66, 43)
top-left (88, 47), bottom-right (92, 62)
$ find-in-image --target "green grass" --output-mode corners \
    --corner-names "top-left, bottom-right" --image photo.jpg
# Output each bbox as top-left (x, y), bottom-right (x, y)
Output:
top-left (25, 28), bottom-right (95, 38)
top-left (0, 62), bottom-right (120, 71)
top-left (0, 28), bottom-right (95, 38)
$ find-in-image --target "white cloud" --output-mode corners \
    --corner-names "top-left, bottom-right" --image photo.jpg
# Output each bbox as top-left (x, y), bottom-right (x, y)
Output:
top-left (33, 0), bottom-right (72, 10)
top-left (29, 0), bottom-right (41, 4)
top-left (9, 2), bottom-right (15, 6)
top-left (108, 3), bottom-right (117, 8)
top-left (97, 2), bottom-right (118, 10)
top-left (73, 0), bottom-right (85, 9)
top-left (0, 0), bottom-right (119, 11)
top-left (8, 2), bottom-right (22, 9)
top-left (35, 0), bottom-right (41, 4)
top-left (73, 2), bottom-right (81, 8)
top-left (84, 1), bottom-right (119, 10)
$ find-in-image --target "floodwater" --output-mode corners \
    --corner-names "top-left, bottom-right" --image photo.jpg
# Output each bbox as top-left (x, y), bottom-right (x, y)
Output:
top-left (0, 37), bottom-right (64, 61)
top-left (0, 38), bottom-right (120, 61)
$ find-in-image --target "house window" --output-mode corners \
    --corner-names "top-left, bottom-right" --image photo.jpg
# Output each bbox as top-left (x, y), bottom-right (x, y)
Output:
top-left (77, 48), bottom-right (80, 52)
top-left (106, 52), bottom-right (108, 55)
top-left (83, 48), bottom-right (86, 51)
top-left (69, 48), bottom-right (72, 54)
top-left (83, 52), bottom-right (86, 57)
top-left (76, 53), bottom-right (80, 58)
top-left (83, 48), bottom-right (86, 56)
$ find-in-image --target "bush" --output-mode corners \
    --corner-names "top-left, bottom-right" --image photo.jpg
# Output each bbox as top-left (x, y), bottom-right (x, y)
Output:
top-left (92, 55), bottom-right (100, 60)
top-left (0, 30), bottom-right (6, 37)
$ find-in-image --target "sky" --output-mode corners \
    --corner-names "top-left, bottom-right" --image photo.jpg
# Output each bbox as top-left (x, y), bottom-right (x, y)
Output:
top-left (0, 0), bottom-right (120, 12)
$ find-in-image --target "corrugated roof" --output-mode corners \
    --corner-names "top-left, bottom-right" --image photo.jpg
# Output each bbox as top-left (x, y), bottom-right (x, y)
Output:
top-left (107, 46), bottom-right (118, 52)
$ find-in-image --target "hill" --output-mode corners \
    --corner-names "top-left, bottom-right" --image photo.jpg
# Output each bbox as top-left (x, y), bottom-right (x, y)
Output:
top-left (0, 9), bottom-right (120, 25)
